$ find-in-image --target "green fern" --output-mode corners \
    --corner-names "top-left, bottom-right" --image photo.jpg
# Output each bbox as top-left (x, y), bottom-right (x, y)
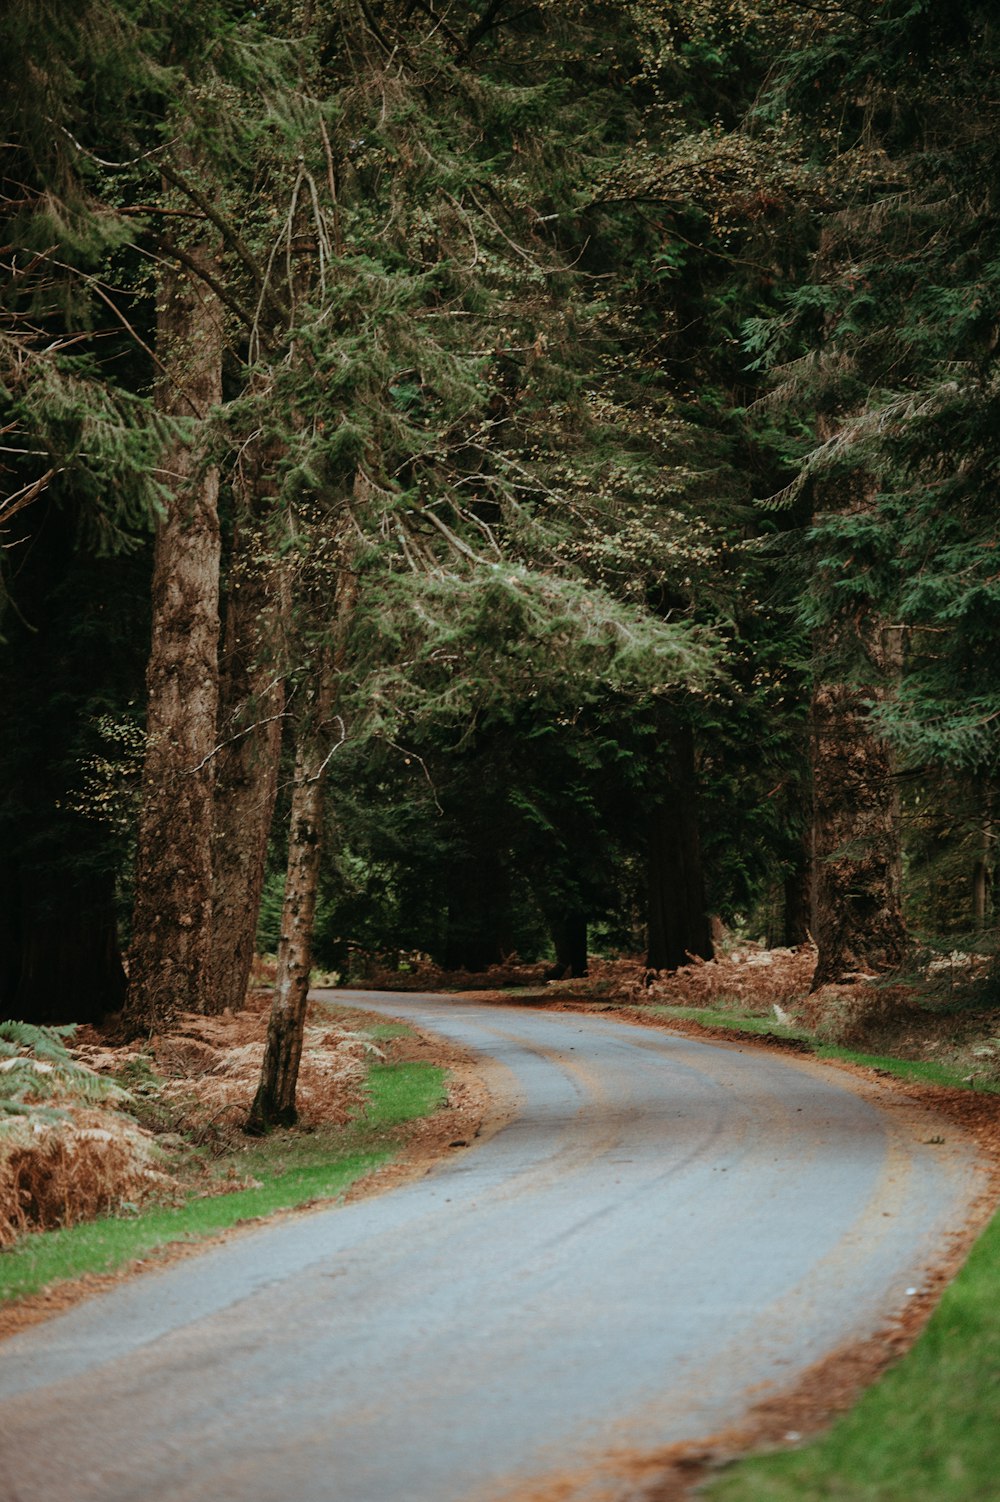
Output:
top-left (0, 1022), bottom-right (130, 1115)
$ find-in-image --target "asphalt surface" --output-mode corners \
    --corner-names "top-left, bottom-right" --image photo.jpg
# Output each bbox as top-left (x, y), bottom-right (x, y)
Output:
top-left (0, 992), bottom-right (981, 1502)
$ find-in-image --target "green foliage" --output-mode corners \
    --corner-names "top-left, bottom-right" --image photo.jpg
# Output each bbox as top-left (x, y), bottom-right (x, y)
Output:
top-left (0, 1053), bottom-right (446, 1302)
top-left (742, 1), bottom-right (1000, 762)
top-left (7, 0), bottom-right (1000, 997)
top-left (0, 1022), bottom-right (129, 1117)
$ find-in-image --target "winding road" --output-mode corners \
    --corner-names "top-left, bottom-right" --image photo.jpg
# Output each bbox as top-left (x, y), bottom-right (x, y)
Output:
top-left (0, 992), bottom-right (981, 1502)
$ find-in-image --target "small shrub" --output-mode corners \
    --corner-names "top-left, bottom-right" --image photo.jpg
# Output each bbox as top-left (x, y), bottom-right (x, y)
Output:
top-left (0, 1021), bottom-right (163, 1246)
top-left (0, 1111), bottom-right (164, 1245)
top-left (808, 985), bottom-right (928, 1051)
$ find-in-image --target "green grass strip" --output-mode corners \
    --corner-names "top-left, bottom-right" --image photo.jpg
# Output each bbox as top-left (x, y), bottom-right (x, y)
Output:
top-left (706, 1207), bottom-right (1000, 1502)
top-left (645, 1005), bottom-right (1000, 1093)
top-left (0, 1060), bottom-right (446, 1306)
top-left (648, 1003), bottom-right (814, 1042)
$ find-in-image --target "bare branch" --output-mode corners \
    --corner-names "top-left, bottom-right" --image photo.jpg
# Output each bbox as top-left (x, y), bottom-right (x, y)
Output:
top-left (52, 120), bottom-right (176, 170)
top-left (183, 708), bottom-right (291, 775)
top-left (304, 715), bottom-right (348, 783)
top-left (0, 467), bottom-right (58, 529)
top-left (420, 505), bottom-right (486, 563)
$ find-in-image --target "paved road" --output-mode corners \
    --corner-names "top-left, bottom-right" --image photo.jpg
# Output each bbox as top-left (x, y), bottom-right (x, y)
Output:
top-left (0, 993), bottom-right (980, 1502)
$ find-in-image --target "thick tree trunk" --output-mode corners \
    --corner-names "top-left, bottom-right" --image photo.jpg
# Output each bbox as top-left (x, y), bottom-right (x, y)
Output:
top-left (125, 245), bottom-right (223, 1033)
top-left (810, 620), bottom-right (907, 988)
top-left (209, 451), bottom-right (287, 1015)
top-left (646, 726), bottom-right (713, 971)
top-left (246, 663), bottom-right (334, 1132)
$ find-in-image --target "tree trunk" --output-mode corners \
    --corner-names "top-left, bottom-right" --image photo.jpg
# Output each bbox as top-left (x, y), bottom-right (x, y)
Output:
top-left (546, 910), bottom-right (588, 979)
top-left (209, 447), bottom-right (288, 1015)
top-left (783, 832), bottom-right (813, 947)
top-left (246, 661), bottom-right (334, 1132)
top-left (124, 243), bottom-right (224, 1033)
top-left (972, 794), bottom-right (992, 931)
top-left (442, 844), bottom-right (512, 971)
top-left (810, 619), bottom-right (907, 988)
top-left (646, 726), bottom-right (713, 971)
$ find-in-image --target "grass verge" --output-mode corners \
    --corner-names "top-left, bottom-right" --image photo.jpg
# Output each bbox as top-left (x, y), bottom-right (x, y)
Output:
top-left (0, 1059), bottom-right (446, 1306)
top-left (704, 1206), bottom-right (1000, 1502)
top-left (645, 1005), bottom-right (1000, 1093)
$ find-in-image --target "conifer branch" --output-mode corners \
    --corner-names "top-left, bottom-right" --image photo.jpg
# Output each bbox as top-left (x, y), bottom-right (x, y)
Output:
top-left (157, 163), bottom-right (275, 309)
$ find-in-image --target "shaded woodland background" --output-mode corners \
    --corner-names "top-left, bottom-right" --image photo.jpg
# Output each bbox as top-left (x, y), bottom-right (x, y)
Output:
top-left (3, 1), bottom-right (999, 1095)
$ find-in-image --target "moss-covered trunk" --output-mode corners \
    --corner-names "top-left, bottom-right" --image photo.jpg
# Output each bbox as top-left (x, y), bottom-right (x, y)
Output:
top-left (810, 617), bottom-right (906, 988)
top-left (246, 662), bottom-right (333, 1132)
top-left (209, 441), bottom-right (288, 1016)
top-left (125, 243), bottom-right (223, 1032)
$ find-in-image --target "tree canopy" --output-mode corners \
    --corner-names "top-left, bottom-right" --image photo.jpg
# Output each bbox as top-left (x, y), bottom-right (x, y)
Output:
top-left (3, 1), bottom-right (999, 1073)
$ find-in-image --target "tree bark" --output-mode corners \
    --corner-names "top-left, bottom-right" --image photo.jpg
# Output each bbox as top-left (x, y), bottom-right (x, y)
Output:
top-left (783, 831), bottom-right (813, 947)
top-left (646, 725), bottom-right (713, 971)
top-left (546, 910), bottom-right (588, 979)
top-left (810, 618), bottom-right (907, 988)
top-left (208, 445), bottom-right (288, 1015)
top-left (246, 659), bottom-right (334, 1132)
top-left (972, 793), bottom-right (993, 931)
top-left (124, 243), bottom-right (224, 1033)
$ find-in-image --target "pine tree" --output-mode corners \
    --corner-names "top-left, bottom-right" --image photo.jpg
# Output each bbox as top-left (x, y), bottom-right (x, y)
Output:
top-left (739, 0), bottom-right (1000, 964)
top-left (1, 1), bottom-right (168, 1022)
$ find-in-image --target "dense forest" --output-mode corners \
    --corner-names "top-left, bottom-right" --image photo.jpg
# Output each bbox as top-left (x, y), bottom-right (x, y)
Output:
top-left (3, 1), bottom-right (998, 1122)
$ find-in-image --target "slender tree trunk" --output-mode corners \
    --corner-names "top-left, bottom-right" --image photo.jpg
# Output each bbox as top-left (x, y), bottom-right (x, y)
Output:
top-left (209, 446), bottom-right (288, 1015)
top-left (246, 660), bottom-right (334, 1132)
top-left (810, 617), bottom-right (907, 988)
top-left (125, 244), bottom-right (224, 1033)
top-left (783, 823), bottom-right (813, 947)
top-left (646, 725), bottom-right (713, 971)
top-left (243, 476), bottom-right (361, 1131)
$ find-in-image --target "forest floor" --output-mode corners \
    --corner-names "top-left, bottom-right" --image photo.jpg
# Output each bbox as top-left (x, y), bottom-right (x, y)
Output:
top-left (372, 940), bottom-right (1000, 1088)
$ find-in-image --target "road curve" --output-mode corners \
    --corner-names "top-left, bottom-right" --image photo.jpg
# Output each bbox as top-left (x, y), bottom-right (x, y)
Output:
top-left (0, 992), bottom-right (980, 1502)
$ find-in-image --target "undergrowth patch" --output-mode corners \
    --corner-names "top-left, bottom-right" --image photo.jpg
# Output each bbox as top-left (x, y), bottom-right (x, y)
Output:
top-left (0, 1059), bottom-right (446, 1305)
